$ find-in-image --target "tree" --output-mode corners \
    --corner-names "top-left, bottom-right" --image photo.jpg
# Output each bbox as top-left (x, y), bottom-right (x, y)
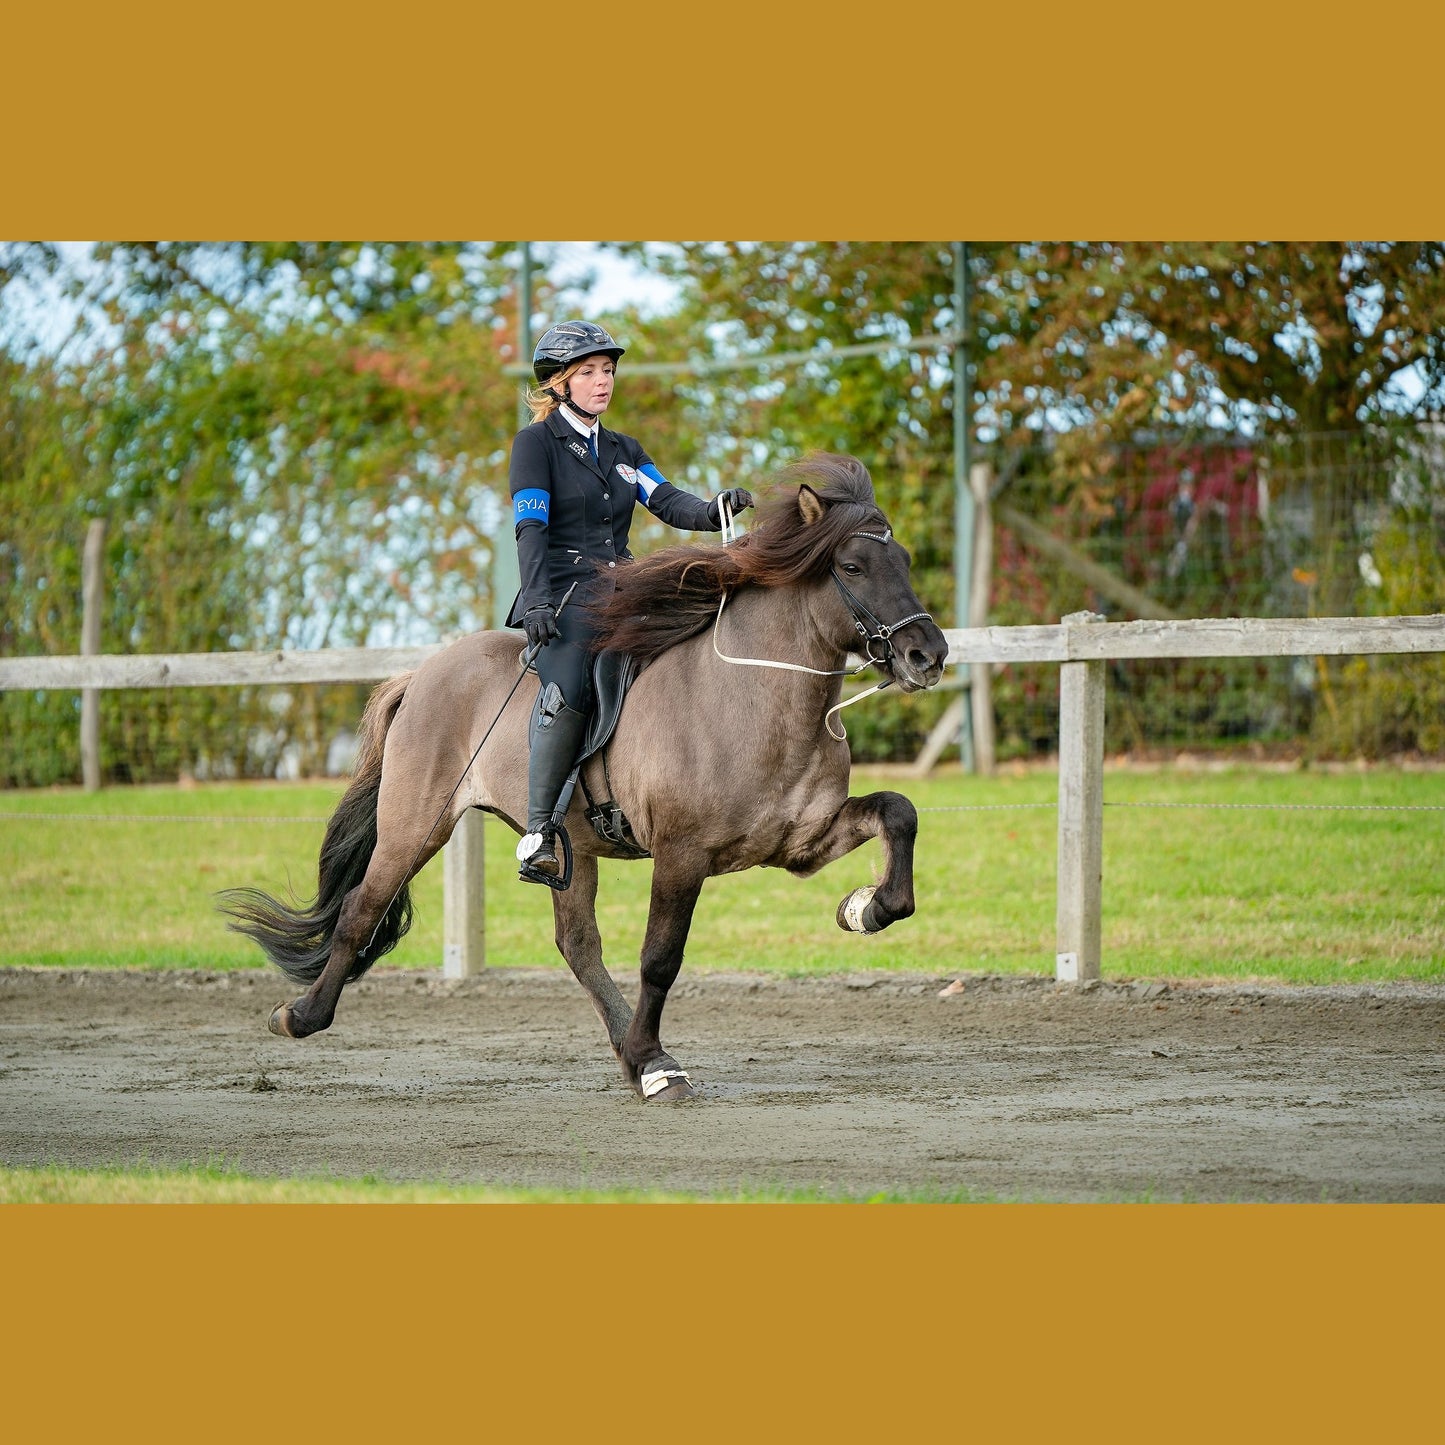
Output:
top-left (0, 349), bottom-right (107, 783)
top-left (615, 241), bottom-right (1445, 755)
top-left (1, 242), bottom-right (539, 779)
top-left (966, 243), bottom-right (1444, 488)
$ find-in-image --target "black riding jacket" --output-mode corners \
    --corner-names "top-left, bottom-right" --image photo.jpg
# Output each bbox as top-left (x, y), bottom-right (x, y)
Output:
top-left (505, 410), bottom-right (719, 626)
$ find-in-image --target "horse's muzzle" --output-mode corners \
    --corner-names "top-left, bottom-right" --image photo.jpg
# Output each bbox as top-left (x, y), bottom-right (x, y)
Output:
top-left (887, 626), bottom-right (948, 693)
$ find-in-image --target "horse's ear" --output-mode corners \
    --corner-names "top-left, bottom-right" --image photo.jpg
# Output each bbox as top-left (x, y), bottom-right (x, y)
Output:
top-left (797, 484), bottom-right (827, 525)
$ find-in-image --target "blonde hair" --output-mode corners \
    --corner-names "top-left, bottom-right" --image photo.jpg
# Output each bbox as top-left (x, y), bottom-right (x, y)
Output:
top-left (524, 356), bottom-right (615, 423)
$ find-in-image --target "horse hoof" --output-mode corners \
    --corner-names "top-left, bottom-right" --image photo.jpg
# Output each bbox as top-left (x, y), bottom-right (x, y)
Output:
top-left (268, 1004), bottom-right (294, 1038)
top-left (638, 1062), bottom-right (697, 1102)
top-left (837, 884), bottom-right (879, 934)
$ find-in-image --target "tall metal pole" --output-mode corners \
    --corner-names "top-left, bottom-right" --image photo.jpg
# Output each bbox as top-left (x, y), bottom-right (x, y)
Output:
top-left (449, 244), bottom-right (535, 976)
top-left (952, 241), bottom-right (977, 770)
top-left (518, 242), bottom-right (534, 429)
top-left (491, 243), bottom-right (529, 630)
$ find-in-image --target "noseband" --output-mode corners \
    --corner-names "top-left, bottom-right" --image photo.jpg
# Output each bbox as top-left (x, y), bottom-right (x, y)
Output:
top-left (830, 527), bottom-right (934, 664)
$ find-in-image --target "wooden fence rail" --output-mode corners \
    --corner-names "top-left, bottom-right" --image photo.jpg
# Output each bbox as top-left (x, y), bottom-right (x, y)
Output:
top-left (0, 645), bottom-right (443, 691)
top-left (7, 614), bottom-right (1441, 695)
top-left (5, 611), bottom-right (1444, 980)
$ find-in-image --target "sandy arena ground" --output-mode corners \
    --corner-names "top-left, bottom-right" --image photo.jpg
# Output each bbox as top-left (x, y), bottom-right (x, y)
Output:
top-left (2, 966), bottom-right (1442, 1201)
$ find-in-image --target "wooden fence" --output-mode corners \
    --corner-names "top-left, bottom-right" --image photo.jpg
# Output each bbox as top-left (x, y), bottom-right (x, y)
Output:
top-left (4, 610), bottom-right (1444, 980)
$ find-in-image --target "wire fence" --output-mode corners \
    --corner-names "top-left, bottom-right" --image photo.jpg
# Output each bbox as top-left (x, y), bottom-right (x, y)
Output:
top-left (978, 427), bottom-right (1445, 765)
top-left (4, 795), bottom-right (1442, 824)
top-left (3, 776), bottom-right (1440, 984)
top-left (6, 430), bottom-right (1443, 786)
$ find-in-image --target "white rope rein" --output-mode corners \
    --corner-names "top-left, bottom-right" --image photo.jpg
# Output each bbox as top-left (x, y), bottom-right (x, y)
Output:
top-left (711, 495), bottom-right (891, 741)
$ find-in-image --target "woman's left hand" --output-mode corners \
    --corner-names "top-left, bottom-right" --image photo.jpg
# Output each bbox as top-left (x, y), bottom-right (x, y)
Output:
top-left (709, 488), bottom-right (754, 525)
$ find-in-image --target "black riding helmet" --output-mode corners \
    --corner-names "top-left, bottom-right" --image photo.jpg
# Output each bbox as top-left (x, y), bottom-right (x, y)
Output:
top-left (532, 321), bottom-right (626, 384)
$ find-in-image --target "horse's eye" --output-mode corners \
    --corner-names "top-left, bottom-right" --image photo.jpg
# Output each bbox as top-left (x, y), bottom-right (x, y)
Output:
top-left (842, 563), bottom-right (863, 577)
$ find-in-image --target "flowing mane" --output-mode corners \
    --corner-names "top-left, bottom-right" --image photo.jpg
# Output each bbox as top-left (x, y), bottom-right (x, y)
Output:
top-left (588, 453), bottom-right (886, 663)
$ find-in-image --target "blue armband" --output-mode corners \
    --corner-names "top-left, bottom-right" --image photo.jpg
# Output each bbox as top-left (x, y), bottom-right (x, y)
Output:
top-left (636, 464), bottom-right (667, 506)
top-left (614, 463), bottom-right (669, 510)
top-left (513, 488), bottom-right (550, 525)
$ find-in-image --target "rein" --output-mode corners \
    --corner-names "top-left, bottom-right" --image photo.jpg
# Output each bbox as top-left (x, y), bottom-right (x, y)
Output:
top-left (710, 509), bottom-right (932, 741)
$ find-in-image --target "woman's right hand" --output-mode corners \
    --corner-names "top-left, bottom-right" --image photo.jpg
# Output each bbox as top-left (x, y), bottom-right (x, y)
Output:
top-left (523, 605), bottom-right (558, 651)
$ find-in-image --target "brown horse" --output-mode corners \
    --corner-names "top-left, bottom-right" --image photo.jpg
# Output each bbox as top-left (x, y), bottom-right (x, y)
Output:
top-left (218, 454), bottom-right (949, 1101)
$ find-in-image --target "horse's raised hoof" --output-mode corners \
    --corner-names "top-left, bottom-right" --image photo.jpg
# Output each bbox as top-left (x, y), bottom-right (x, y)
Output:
top-left (268, 1004), bottom-right (295, 1038)
top-left (637, 1059), bottom-right (698, 1103)
top-left (837, 884), bottom-right (880, 934)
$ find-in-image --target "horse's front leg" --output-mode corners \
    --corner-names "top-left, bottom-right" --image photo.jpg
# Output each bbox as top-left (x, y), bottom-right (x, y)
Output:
top-left (621, 850), bottom-right (708, 1102)
top-left (785, 791), bottom-right (919, 936)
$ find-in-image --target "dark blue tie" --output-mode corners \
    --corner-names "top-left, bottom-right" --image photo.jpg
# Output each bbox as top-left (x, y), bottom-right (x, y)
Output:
top-left (589, 430), bottom-right (598, 463)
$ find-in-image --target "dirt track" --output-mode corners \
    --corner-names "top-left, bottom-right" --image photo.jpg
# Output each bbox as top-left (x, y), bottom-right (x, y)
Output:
top-left (2, 966), bottom-right (1442, 1201)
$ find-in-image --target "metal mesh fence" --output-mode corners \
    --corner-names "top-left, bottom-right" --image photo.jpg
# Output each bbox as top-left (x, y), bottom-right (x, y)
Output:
top-left (4, 428), bottom-right (1442, 784)
top-left (979, 426), bottom-right (1445, 763)
top-left (0, 683), bottom-right (370, 789)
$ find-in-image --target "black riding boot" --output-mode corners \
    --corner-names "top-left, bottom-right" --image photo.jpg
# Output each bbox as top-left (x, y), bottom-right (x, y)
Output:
top-left (516, 687), bottom-right (588, 881)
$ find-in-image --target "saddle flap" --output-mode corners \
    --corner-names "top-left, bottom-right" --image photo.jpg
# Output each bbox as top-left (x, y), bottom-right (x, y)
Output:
top-left (579, 649), bottom-right (640, 762)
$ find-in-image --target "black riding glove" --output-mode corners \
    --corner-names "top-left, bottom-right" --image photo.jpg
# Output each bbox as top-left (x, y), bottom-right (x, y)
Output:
top-left (522, 604), bottom-right (559, 652)
top-left (708, 488), bottom-right (755, 527)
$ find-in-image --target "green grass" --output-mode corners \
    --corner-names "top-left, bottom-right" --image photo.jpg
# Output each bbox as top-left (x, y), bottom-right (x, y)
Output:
top-left (0, 1161), bottom-right (1002, 1204)
top-left (1, 768), bottom-right (1442, 984)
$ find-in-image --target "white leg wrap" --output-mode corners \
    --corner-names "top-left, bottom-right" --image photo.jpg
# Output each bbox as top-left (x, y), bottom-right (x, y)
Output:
top-left (640, 1065), bottom-right (693, 1098)
top-left (842, 885), bottom-right (879, 934)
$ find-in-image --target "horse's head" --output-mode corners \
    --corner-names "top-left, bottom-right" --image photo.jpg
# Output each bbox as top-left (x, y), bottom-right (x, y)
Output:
top-left (797, 474), bottom-right (949, 694)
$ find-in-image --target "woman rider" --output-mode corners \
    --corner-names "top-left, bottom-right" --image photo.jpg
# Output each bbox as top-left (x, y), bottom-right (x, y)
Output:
top-left (507, 320), bottom-right (754, 883)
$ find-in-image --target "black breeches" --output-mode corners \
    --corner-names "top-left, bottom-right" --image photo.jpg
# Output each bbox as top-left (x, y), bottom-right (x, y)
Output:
top-left (534, 603), bottom-right (596, 714)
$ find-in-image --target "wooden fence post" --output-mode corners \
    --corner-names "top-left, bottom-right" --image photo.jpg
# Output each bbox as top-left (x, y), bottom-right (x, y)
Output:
top-left (1056, 610), bottom-right (1106, 982)
top-left (442, 807), bottom-right (486, 977)
top-left (80, 519), bottom-right (105, 792)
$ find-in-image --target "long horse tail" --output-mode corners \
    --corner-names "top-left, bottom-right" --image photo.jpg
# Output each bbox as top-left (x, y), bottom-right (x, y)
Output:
top-left (216, 671), bottom-right (414, 986)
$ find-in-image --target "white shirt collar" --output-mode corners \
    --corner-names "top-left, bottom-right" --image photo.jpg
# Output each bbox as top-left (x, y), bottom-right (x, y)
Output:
top-left (559, 405), bottom-right (599, 447)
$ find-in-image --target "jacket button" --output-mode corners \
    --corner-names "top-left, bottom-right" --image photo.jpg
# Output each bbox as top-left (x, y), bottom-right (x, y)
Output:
top-left (602, 492), bottom-right (609, 500)
top-left (608, 561), bottom-right (615, 568)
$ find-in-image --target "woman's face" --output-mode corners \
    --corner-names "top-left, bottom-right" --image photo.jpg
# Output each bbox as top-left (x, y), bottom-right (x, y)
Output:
top-left (566, 355), bottom-right (615, 417)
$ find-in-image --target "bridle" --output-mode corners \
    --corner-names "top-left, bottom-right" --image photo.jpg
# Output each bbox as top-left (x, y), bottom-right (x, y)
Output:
top-left (828, 526), bottom-right (934, 667)
top-left (711, 508), bottom-right (936, 740)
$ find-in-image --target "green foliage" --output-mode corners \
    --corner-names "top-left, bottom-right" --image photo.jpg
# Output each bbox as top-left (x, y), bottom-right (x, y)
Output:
top-left (968, 241), bottom-right (1445, 459)
top-left (5, 242), bottom-right (1445, 779)
top-left (81, 242), bottom-right (525, 648)
top-left (1313, 511), bottom-right (1445, 757)
top-left (1, 352), bottom-right (99, 784)
top-left (627, 243), bottom-right (960, 624)
top-left (2, 243), bottom-right (529, 783)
